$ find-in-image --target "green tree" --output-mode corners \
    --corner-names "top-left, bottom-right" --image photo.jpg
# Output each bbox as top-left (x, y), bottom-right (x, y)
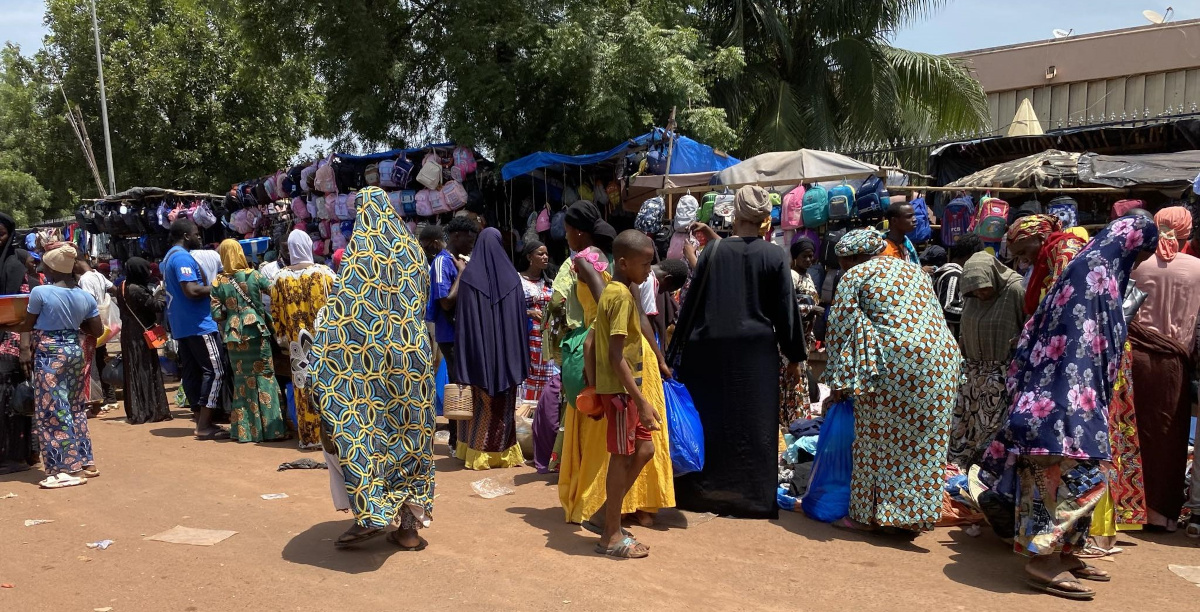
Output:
top-left (0, 44), bottom-right (63, 224)
top-left (0, 1), bottom-right (322, 222)
top-left (701, 0), bottom-right (988, 153)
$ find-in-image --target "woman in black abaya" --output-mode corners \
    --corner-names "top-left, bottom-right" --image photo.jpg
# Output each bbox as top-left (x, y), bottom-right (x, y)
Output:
top-left (115, 257), bottom-right (172, 424)
top-left (669, 186), bottom-right (806, 519)
top-left (0, 213), bottom-right (35, 474)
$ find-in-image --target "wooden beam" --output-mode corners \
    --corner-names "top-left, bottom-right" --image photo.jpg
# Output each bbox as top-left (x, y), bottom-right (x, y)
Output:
top-left (657, 172), bottom-right (880, 196)
top-left (889, 185), bottom-right (1127, 194)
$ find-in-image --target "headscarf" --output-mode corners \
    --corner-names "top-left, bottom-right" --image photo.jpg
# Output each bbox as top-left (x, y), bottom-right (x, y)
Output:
top-left (792, 237), bottom-right (815, 257)
top-left (985, 215), bottom-right (1157, 465)
top-left (125, 257), bottom-right (153, 287)
top-left (308, 186), bottom-right (435, 522)
top-left (733, 185), bottom-right (771, 224)
top-left (0, 212), bottom-right (25, 294)
top-left (1154, 206), bottom-right (1192, 262)
top-left (332, 248), bottom-right (344, 272)
top-left (959, 252), bottom-right (1026, 362)
top-left (42, 243), bottom-right (78, 274)
top-left (288, 229), bottom-right (315, 266)
top-left (454, 227), bottom-right (530, 395)
top-left (834, 229), bottom-right (886, 257)
top-left (1066, 226), bottom-right (1090, 241)
top-left (1005, 214), bottom-right (1061, 245)
top-left (564, 200), bottom-right (616, 251)
top-left (919, 245), bottom-right (947, 268)
top-left (522, 239), bottom-right (545, 260)
top-left (217, 239), bottom-right (250, 273)
top-left (1111, 199), bottom-right (1143, 220)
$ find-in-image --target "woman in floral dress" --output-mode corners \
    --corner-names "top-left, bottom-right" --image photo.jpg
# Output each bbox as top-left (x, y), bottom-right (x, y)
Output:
top-left (980, 215), bottom-right (1157, 600)
top-left (211, 240), bottom-right (287, 443)
top-left (779, 237), bottom-right (820, 426)
top-left (270, 229), bottom-right (336, 449)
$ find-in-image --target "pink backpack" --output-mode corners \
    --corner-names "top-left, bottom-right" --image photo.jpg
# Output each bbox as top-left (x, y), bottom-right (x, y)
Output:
top-left (452, 146), bottom-right (477, 175)
top-left (334, 194), bottom-right (353, 220)
top-left (782, 186), bottom-right (805, 229)
top-left (300, 164), bottom-right (317, 193)
top-left (415, 190), bottom-right (434, 217)
top-left (441, 180), bottom-right (468, 211)
top-left (291, 197), bottom-right (310, 220)
top-left (313, 156), bottom-right (337, 194)
top-left (429, 189), bottom-right (450, 215)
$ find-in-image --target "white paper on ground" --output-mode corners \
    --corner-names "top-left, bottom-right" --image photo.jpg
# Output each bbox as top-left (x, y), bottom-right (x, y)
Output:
top-left (145, 525), bottom-right (237, 546)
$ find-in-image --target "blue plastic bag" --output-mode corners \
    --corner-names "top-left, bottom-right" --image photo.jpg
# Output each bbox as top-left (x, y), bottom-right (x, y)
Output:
top-left (801, 398), bottom-right (855, 522)
top-left (663, 378), bottom-right (704, 476)
top-left (434, 357), bottom-right (448, 416)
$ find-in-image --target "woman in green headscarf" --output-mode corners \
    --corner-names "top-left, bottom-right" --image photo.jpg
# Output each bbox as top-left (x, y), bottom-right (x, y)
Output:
top-left (949, 252), bottom-right (1026, 469)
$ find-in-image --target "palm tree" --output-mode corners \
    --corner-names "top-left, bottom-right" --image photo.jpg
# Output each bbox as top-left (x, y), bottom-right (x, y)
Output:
top-left (702, 0), bottom-right (988, 156)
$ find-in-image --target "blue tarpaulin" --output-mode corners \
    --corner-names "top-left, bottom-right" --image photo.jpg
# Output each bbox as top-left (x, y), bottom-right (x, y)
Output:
top-left (501, 130), bottom-right (738, 181)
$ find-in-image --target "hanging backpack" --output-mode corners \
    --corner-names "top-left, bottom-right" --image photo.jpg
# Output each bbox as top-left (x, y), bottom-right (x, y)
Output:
top-left (974, 197), bottom-right (1010, 241)
top-left (711, 194), bottom-right (736, 231)
top-left (822, 226), bottom-right (849, 268)
top-left (1047, 196), bottom-right (1079, 228)
top-left (400, 190), bottom-right (417, 217)
top-left (592, 180), bottom-right (608, 206)
top-left (441, 180), bottom-right (469, 211)
top-left (781, 186), bottom-right (805, 229)
top-left (674, 194), bottom-right (699, 232)
top-left (1009, 199), bottom-right (1043, 225)
top-left (941, 195), bottom-right (976, 245)
top-left (854, 176), bottom-right (888, 224)
top-left (827, 183), bottom-right (856, 222)
top-left (802, 184), bottom-right (830, 228)
top-left (906, 197), bottom-right (932, 244)
top-left (452, 146), bottom-right (477, 175)
top-left (314, 156), bottom-right (338, 194)
top-left (635, 197), bottom-right (666, 234)
top-left (364, 163), bottom-right (381, 187)
top-left (415, 190), bottom-right (434, 216)
top-left (416, 158), bottom-right (442, 190)
top-left (699, 191), bottom-right (718, 224)
top-left (769, 192), bottom-right (782, 225)
top-left (550, 210), bottom-right (567, 241)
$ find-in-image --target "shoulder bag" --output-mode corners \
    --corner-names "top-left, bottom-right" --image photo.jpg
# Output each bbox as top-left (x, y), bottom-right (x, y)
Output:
top-left (123, 284), bottom-right (168, 350)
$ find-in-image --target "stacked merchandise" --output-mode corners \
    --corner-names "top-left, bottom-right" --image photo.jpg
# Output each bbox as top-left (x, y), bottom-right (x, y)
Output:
top-left (237, 145), bottom-right (485, 259)
top-left (74, 189), bottom-right (231, 261)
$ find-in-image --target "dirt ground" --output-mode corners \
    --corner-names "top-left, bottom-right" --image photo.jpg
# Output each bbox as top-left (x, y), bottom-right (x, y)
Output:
top-left (2, 398), bottom-right (1198, 612)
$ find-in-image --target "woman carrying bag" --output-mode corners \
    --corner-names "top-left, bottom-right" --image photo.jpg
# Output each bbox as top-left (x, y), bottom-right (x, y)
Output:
top-left (115, 257), bottom-right (172, 424)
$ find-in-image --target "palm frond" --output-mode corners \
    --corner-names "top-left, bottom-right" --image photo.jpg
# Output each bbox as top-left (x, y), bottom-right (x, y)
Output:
top-left (884, 45), bottom-right (989, 136)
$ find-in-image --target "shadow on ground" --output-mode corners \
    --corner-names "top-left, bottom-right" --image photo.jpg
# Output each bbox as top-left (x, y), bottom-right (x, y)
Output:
top-left (282, 520), bottom-right (409, 574)
top-left (938, 528), bottom-right (1031, 595)
top-left (506, 505), bottom-right (601, 558)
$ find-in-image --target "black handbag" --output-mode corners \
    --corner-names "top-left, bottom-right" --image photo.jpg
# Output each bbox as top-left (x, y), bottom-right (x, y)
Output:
top-left (12, 381), bottom-right (33, 417)
top-left (101, 354), bottom-right (124, 388)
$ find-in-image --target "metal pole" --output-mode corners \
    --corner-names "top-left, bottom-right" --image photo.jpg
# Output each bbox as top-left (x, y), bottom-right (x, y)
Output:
top-left (90, 0), bottom-right (115, 195)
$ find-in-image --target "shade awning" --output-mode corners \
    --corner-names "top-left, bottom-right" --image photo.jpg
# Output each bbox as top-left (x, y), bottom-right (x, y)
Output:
top-left (946, 150), bottom-right (1081, 190)
top-left (713, 149), bottom-right (879, 187)
top-left (1077, 150), bottom-right (1200, 189)
top-left (500, 130), bottom-right (739, 181)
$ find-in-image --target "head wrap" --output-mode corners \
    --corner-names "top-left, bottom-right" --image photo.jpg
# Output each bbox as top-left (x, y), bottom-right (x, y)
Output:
top-left (791, 237), bottom-right (815, 260)
top-left (332, 248), bottom-right (344, 272)
top-left (733, 185), bottom-right (772, 224)
top-left (288, 229), bottom-right (315, 266)
top-left (919, 245), bottom-right (947, 268)
top-left (1111, 199), bottom-right (1143, 220)
top-left (564, 200), bottom-right (616, 251)
top-left (96, 262), bottom-right (111, 275)
top-left (960, 252), bottom-right (1023, 297)
top-left (522, 239), bottom-right (545, 259)
top-left (1006, 214), bottom-right (1062, 244)
top-left (454, 227), bottom-right (530, 394)
top-left (834, 229), bottom-right (886, 257)
top-left (42, 242), bottom-right (78, 274)
top-left (217, 239), bottom-right (250, 273)
top-left (125, 257), bottom-right (153, 286)
top-left (1065, 226), bottom-right (1090, 242)
top-left (1154, 206), bottom-right (1192, 262)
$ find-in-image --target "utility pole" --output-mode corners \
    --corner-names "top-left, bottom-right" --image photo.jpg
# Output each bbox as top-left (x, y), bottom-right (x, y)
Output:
top-left (89, 0), bottom-right (116, 195)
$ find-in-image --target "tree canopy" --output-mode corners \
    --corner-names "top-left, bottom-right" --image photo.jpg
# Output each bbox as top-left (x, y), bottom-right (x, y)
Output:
top-left (0, 0), bottom-right (987, 224)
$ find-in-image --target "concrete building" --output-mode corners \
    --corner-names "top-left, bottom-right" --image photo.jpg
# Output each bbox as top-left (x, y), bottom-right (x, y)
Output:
top-left (951, 19), bottom-right (1200, 135)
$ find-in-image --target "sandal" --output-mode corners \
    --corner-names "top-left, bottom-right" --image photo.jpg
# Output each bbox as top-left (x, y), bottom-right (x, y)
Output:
top-left (582, 520), bottom-right (647, 549)
top-left (1076, 543), bottom-right (1122, 558)
top-left (39, 473), bottom-right (87, 489)
top-left (1070, 564), bottom-right (1111, 582)
top-left (1186, 521), bottom-right (1200, 539)
top-left (333, 527), bottom-right (384, 549)
top-left (80, 466), bottom-right (100, 478)
top-left (594, 536), bottom-right (649, 559)
top-left (386, 530), bottom-right (428, 551)
top-left (1026, 578), bottom-right (1095, 601)
top-left (195, 429), bottom-right (231, 441)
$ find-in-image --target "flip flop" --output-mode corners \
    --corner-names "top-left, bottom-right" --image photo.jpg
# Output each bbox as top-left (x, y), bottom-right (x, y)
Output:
top-left (334, 527), bottom-right (385, 549)
top-left (80, 467), bottom-right (100, 478)
top-left (39, 473), bottom-right (87, 489)
top-left (1026, 578), bottom-right (1094, 600)
top-left (195, 429), bottom-right (231, 441)
top-left (386, 530), bottom-right (428, 551)
top-left (1076, 544), bottom-right (1122, 558)
top-left (1185, 521), bottom-right (1200, 539)
top-left (1070, 564), bottom-right (1111, 582)
top-left (595, 536), bottom-right (649, 559)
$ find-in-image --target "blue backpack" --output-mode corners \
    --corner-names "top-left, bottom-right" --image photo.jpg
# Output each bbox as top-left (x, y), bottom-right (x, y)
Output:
top-left (1047, 196), bottom-right (1078, 228)
top-left (941, 195), bottom-right (976, 245)
top-left (907, 197), bottom-right (932, 244)
top-left (828, 183), bottom-right (856, 221)
top-left (802, 184), bottom-right (830, 228)
top-left (855, 176), bottom-right (888, 223)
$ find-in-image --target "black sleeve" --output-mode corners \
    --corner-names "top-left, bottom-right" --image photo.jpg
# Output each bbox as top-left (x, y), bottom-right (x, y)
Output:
top-left (772, 252), bottom-right (807, 364)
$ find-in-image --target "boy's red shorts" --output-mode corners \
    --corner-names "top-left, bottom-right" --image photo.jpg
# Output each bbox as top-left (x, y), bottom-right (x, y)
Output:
top-left (600, 393), bottom-right (653, 456)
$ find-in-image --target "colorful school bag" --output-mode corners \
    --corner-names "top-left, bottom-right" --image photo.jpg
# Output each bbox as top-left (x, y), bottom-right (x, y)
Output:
top-left (827, 183), bottom-right (856, 222)
top-left (699, 191), bottom-right (718, 224)
top-left (854, 176), bottom-right (888, 224)
top-left (635, 197), bottom-right (666, 234)
top-left (906, 196), bottom-right (932, 244)
top-left (781, 186), bottom-right (805, 229)
top-left (769, 192), bottom-right (782, 225)
top-left (1048, 196), bottom-right (1079, 228)
top-left (802, 184), bottom-right (830, 228)
top-left (974, 197), bottom-right (1010, 241)
top-left (941, 195), bottom-right (976, 245)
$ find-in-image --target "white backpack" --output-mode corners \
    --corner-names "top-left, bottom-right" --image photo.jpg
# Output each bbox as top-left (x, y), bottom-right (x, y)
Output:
top-left (673, 195), bottom-right (698, 232)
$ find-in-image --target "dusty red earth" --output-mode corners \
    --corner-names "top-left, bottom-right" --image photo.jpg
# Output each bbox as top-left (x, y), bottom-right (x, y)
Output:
top-left (1, 395), bottom-right (1198, 612)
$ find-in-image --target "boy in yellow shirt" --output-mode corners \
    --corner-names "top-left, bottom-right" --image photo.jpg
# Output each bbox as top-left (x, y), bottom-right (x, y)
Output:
top-left (592, 230), bottom-right (661, 558)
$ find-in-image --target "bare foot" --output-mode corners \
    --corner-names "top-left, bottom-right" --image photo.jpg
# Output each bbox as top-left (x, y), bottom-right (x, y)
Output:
top-left (629, 510), bottom-right (655, 527)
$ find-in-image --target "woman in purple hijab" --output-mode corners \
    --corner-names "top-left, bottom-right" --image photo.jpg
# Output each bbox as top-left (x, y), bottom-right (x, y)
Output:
top-left (453, 227), bottom-right (531, 469)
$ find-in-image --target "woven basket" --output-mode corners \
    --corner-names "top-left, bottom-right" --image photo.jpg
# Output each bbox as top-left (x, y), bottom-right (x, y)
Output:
top-left (443, 383), bottom-right (474, 420)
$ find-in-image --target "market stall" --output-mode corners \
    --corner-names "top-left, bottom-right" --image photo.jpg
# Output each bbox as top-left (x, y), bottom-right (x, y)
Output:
top-left (72, 187), bottom-right (229, 262)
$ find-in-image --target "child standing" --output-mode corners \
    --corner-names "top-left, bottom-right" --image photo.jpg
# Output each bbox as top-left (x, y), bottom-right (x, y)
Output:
top-left (592, 230), bottom-right (661, 558)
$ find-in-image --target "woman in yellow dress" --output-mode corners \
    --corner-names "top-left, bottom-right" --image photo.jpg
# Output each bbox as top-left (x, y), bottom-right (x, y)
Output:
top-left (555, 201), bottom-right (674, 527)
top-left (270, 229), bottom-right (336, 449)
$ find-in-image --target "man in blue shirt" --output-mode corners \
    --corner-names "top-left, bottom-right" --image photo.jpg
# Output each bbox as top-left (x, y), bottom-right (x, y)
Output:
top-left (163, 218), bottom-right (228, 440)
top-left (419, 217), bottom-right (477, 374)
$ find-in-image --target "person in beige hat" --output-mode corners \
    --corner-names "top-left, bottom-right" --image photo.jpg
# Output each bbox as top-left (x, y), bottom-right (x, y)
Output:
top-left (669, 184), bottom-right (807, 519)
